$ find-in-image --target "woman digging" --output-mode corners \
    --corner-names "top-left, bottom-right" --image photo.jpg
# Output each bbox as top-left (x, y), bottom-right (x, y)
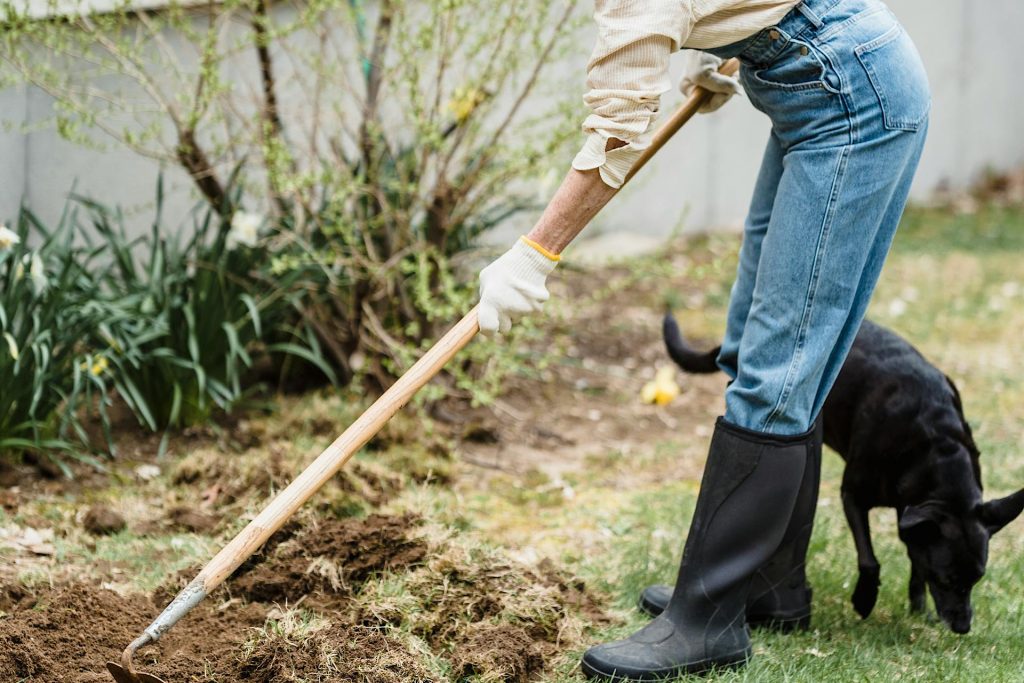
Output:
top-left (476, 0), bottom-right (930, 679)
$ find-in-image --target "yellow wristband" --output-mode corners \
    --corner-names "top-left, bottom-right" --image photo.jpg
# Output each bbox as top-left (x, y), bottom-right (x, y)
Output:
top-left (520, 236), bottom-right (561, 262)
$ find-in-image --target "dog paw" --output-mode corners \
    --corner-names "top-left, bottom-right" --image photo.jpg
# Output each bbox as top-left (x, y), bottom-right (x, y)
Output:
top-left (852, 567), bottom-right (881, 618)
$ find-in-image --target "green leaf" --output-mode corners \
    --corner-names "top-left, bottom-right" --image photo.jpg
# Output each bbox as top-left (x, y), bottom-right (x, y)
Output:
top-left (268, 342), bottom-right (339, 386)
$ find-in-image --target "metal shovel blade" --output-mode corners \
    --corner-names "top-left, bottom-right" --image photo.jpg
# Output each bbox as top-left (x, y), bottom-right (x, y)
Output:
top-left (106, 661), bottom-right (167, 683)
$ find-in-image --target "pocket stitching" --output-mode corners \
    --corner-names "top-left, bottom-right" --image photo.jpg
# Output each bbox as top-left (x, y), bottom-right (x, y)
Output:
top-left (855, 25), bottom-right (928, 131)
top-left (750, 40), bottom-right (839, 94)
top-left (853, 22), bottom-right (902, 56)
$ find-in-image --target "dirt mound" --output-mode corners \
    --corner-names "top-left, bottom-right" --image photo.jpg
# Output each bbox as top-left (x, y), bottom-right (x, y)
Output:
top-left (229, 513), bottom-right (427, 607)
top-left (170, 445), bottom-right (408, 517)
top-left (82, 506), bottom-right (127, 536)
top-left (166, 506), bottom-right (220, 533)
top-left (238, 623), bottom-right (432, 683)
top-left (0, 584), bottom-right (155, 682)
top-left (1, 514), bottom-right (606, 682)
top-left (450, 624), bottom-right (546, 682)
top-left (0, 582), bottom-right (418, 683)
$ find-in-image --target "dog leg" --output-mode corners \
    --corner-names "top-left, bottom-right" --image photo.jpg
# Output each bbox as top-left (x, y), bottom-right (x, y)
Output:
top-left (842, 489), bottom-right (880, 618)
top-left (901, 506), bottom-right (928, 615)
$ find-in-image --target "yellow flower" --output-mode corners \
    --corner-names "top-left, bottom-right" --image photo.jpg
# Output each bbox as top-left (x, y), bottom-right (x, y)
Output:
top-left (448, 87), bottom-right (486, 123)
top-left (641, 366), bottom-right (681, 406)
top-left (3, 332), bottom-right (18, 361)
top-left (90, 356), bottom-right (109, 376)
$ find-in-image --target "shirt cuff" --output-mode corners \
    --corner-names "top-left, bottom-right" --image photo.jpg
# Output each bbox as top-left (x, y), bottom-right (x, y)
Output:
top-left (571, 132), bottom-right (648, 189)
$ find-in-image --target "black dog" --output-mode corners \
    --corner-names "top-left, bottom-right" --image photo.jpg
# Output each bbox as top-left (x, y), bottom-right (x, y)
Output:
top-left (663, 314), bottom-right (1024, 633)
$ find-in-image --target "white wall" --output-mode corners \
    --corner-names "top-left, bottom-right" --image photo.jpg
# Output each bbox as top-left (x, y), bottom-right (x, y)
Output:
top-left (2, 0), bottom-right (1023, 237)
top-left (594, 0), bottom-right (1024, 237)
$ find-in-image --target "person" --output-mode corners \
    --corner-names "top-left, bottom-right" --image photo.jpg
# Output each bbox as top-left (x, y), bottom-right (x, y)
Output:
top-left (477, 0), bottom-right (930, 679)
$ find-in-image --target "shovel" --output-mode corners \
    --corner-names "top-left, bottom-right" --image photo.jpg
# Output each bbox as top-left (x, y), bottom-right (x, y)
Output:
top-left (107, 57), bottom-right (740, 683)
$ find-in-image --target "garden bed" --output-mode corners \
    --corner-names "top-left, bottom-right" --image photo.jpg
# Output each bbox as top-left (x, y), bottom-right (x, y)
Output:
top-left (0, 513), bottom-right (604, 682)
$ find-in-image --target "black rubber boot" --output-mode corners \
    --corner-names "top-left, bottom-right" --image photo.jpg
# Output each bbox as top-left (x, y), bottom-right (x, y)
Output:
top-left (581, 419), bottom-right (812, 681)
top-left (637, 418), bottom-right (823, 632)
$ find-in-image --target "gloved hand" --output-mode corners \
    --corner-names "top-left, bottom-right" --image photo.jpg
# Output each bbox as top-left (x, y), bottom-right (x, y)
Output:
top-left (478, 236), bottom-right (559, 334)
top-left (679, 51), bottom-right (742, 113)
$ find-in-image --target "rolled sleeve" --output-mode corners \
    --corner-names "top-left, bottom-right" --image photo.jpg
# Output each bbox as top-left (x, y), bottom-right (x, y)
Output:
top-left (572, 1), bottom-right (694, 188)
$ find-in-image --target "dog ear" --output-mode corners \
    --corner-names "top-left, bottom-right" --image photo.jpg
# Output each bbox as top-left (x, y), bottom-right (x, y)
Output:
top-left (979, 488), bottom-right (1024, 535)
top-left (898, 504), bottom-right (941, 543)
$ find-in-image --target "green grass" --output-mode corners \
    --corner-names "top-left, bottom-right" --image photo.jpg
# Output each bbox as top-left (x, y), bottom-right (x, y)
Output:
top-left (460, 204), bottom-right (1024, 682)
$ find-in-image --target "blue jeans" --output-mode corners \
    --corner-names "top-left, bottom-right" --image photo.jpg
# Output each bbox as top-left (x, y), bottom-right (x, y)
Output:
top-left (705, 0), bottom-right (930, 435)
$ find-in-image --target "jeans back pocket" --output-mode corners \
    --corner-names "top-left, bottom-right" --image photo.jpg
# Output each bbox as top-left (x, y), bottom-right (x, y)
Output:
top-left (855, 24), bottom-right (931, 131)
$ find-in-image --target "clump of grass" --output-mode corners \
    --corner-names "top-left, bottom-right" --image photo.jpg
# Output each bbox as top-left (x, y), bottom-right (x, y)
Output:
top-left (358, 528), bottom-right (574, 643)
top-left (238, 608), bottom-right (432, 683)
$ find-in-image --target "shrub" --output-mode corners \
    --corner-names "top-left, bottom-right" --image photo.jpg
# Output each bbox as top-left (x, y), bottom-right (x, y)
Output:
top-left (83, 185), bottom-right (336, 431)
top-left (1, 0), bottom-right (582, 399)
top-left (0, 208), bottom-right (110, 471)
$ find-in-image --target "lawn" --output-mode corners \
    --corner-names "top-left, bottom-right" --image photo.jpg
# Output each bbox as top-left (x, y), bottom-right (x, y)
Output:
top-left (1, 203), bottom-right (1022, 682)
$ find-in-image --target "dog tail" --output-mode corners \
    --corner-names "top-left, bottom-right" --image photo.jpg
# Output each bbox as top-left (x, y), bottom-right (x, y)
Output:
top-left (662, 312), bottom-right (722, 375)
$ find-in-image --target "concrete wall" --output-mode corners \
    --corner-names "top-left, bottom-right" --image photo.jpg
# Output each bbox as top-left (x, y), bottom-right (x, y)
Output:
top-left (2, 0), bottom-right (1023, 238)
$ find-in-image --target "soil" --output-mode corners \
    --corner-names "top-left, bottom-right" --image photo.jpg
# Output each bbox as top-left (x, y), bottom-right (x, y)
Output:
top-left (82, 506), bottom-right (127, 536)
top-left (236, 625), bottom-right (433, 683)
top-left (0, 512), bottom-right (600, 682)
top-left (166, 506), bottom-right (220, 534)
top-left (227, 513), bottom-right (428, 609)
top-left (450, 624), bottom-right (546, 683)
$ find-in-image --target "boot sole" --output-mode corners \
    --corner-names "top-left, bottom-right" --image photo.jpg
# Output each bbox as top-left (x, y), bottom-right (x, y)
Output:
top-left (637, 594), bottom-right (811, 633)
top-left (580, 648), bottom-right (750, 682)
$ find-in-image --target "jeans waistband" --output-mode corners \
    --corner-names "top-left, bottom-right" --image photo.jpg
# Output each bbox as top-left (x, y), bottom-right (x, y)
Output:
top-left (707, 0), bottom-right (849, 65)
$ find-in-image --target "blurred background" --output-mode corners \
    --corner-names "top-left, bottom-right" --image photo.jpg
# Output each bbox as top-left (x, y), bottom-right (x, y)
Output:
top-left (1, 0), bottom-right (1021, 236)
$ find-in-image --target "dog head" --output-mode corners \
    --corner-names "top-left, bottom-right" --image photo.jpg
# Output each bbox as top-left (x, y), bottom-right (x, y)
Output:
top-left (899, 488), bottom-right (1024, 634)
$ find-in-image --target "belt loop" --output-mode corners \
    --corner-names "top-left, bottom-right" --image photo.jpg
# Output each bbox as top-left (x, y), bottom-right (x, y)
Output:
top-left (796, 2), bottom-right (824, 29)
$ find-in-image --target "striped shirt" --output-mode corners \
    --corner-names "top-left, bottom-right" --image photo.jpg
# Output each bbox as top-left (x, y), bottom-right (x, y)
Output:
top-left (572, 0), bottom-right (801, 187)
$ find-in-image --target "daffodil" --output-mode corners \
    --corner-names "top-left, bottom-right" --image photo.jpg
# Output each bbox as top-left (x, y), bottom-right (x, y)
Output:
top-left (28, 252), bottom-right (47, 293)
top-left (3, 332), bottom-right (18, 361)
top-left (227, 211), bottom-right (262, 250)
top-left (90, 356), bottom-right (109, 376)
top-left (0, 225), bottom-right (19, 253)
top-left (641, 366), bottom-right (681, 406)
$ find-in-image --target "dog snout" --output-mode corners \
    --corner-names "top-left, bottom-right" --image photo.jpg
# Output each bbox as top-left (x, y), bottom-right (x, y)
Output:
top-left (948, 615), bottom-right (972, 634)
top-left (940, 605), bottom-right (973, 634)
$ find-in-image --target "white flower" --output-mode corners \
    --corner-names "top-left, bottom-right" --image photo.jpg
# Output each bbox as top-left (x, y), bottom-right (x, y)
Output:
top-left (3, 332), bottom-right (18, 361)
top-left (227, 211), bottom-right (262, 250)
top-left (0, 225), bottom-right (19, 252)
top-left (887, 298), bottom-right (907, 317)
top-left (28, 252), bottom-right (47, 293)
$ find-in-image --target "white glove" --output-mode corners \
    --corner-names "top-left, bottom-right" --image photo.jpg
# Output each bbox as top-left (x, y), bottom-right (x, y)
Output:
top-left (478, 237), bottom-right (559, 334)
top-left (680, 51), bottom-right (742, 113)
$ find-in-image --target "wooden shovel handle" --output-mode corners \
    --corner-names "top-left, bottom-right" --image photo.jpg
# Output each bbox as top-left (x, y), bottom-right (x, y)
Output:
top-left (623, 57), bottom-right (740, 187)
